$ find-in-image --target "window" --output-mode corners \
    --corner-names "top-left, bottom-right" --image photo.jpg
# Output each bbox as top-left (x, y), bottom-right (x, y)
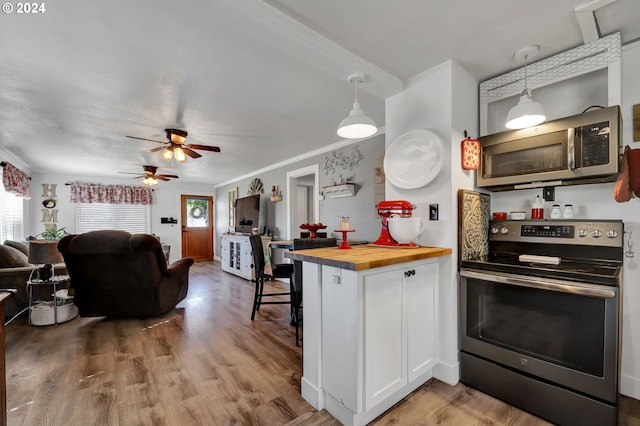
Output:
top-left (0, 184), bottom-right (24, 242)
top-left (76, 203), bottom-right (151, 234)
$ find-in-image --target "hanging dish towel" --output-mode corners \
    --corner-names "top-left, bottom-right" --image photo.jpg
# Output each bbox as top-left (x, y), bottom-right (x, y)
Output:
top-left (614, 145), bottom-right (631, 202)
top-left (630, 147), bottom-right (640, 197)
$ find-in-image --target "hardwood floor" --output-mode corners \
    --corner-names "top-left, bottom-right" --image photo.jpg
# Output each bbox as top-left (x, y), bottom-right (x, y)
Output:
top-left (5, 261), bottom-right (639, 425)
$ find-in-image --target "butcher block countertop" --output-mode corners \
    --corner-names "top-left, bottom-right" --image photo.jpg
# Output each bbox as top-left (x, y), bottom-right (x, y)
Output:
top-left (285, 245), bottom-right (452, 271)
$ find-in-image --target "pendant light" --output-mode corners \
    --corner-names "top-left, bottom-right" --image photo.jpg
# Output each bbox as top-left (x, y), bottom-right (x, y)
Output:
top-left (505, 46), bottom-right (546, 129)
top-left (337, 73), bottom-right (377, 139)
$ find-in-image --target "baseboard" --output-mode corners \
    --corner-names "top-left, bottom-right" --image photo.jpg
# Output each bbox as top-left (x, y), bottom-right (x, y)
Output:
top-left (433, 360), bottom-right (459, 385)
top-left (301, 377), bottom-right (323, 410)
top-left (620, 373), bottom-right (640, 399)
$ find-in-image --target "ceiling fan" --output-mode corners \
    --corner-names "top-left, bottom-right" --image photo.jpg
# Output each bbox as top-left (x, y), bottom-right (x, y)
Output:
top-left (126, 129), bottom-right (221, 162)
top-left (118, 165), bottom-right (179, 186)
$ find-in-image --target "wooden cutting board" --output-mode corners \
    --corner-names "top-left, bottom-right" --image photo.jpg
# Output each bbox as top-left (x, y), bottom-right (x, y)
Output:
top-left (286, 245), bottom-right (452, 271)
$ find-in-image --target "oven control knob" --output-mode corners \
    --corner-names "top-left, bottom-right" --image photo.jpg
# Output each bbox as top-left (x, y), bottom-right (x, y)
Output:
top-left (606, 230), bottom-right (618, 239)
top-left (500, 227), bottom-right (509, 234)
top-left (490, 226), bottom-right (500, 234)
top-left (591, 229), bottom-right (602, 238)
top-left (577, 229), bottom-right (588, 237)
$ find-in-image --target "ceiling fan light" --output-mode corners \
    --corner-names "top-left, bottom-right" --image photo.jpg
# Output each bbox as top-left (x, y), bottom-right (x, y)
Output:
top-left (173, 146), bottom-right (187, 162)
top-left (337, 101), bottom-right (377, 139)
top-left (142, 176), bottom-right (158, 186)
top-left (170, 134), bottom-right (186, 144)
top-left (505, 90), bottom-right (546, 129)
top-left (161, 147), bottom-right (173, 161)
top-left (166, 129), bottom-right (188, 144)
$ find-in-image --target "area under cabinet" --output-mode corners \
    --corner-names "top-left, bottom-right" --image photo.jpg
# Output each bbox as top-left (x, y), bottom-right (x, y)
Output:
top-left (286, 245), bottom-right (451, 426)
top-left (220, 234), bottom-right (270, 280)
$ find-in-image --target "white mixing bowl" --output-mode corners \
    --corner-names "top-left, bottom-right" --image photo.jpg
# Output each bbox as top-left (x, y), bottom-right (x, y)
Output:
top-left (388, 216), bottom-right (423, 244)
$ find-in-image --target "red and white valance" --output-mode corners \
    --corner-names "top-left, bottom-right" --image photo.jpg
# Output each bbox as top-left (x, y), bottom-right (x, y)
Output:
top-left (1, 162), bottom-right (31, 199)
top-left (70, 182), bottom-right (153, 205)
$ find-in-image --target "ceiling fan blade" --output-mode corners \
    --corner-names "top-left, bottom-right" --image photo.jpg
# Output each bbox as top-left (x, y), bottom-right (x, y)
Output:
top-left (126, 136), bottom-right (168, 144)
top-left (158, 174), bottom-right (179, 179)
top-left (145, 146), bottom-right (166, 153)
top-left (118, 172), bottom-right (145, 178)
top-left (183, 147), bottom-right (202, 158)
top-left (155, 176), bottom-right (169, 181)
top-left (187, 144), bottom-right (221, 152)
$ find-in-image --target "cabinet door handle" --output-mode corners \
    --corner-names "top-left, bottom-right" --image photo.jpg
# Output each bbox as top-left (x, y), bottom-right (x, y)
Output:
top-left (404, 269), bottom-right (416, 277)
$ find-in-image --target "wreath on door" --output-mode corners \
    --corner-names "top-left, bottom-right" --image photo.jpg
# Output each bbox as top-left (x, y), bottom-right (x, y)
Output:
top-left (247, 178), bottom-right (264, 195)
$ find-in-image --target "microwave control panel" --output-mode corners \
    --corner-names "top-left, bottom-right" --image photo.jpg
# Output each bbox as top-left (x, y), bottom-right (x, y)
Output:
top-left (579, 120), bottom-right (610, 167)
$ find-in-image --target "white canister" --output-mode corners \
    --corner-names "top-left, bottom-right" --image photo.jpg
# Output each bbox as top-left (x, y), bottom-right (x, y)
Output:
top-left (550, 205), bottom-right (562, 219)
top-left (563, 204), bottom-right (574, 219)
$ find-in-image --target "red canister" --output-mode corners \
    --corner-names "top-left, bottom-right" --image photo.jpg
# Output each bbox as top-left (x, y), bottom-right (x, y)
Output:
top-left (493, 212), bottom-right (507, 220)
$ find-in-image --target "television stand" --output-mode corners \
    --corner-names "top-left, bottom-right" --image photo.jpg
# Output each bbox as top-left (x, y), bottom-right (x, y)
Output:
top-left (221, 234), bottom-right (271, 280)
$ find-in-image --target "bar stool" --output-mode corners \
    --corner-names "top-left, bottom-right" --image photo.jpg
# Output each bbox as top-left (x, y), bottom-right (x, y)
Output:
top-left (291, 237), bottom-right (337, 346)
top-left (249, 235), bottom-right (294, 321)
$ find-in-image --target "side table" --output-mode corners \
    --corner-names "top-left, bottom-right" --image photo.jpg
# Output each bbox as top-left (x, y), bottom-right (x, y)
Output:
top-left (26, 275), bottom-right (78, 326)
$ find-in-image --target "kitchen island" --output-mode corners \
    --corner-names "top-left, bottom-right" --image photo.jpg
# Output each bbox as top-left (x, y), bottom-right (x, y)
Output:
top-left (286, 245), bottom-right (452, 426)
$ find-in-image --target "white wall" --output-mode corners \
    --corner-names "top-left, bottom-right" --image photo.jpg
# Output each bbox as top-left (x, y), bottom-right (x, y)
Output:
top-left (27, 172), bottom-right (215, 263)
top-left (385, 60), bottom-right (478, 385)
top-left (214, 135), bottom-right (385, 253)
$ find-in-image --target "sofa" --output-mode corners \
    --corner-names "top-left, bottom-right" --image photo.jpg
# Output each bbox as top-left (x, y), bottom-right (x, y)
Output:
top-left (58, 230), bottom-right (194, 318)
top-left (0, 240), bottom-right (67, 319)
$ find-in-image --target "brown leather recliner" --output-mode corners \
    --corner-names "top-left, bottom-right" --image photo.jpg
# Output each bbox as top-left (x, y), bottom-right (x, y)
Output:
top-left (58, 230), bottom-right (194, 318)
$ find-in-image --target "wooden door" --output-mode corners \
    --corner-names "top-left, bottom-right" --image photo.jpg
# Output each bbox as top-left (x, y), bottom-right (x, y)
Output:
top-left (181, 195), bottom-right (213, 261)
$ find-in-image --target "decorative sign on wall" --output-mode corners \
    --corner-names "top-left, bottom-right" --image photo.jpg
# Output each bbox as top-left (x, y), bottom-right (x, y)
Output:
top-left (228, 187), bottom-right (238, 227)
top-left (374, 150), bottom-right (385, 184)
top-left (40, 183), bottom-right (59, 232)
top-left (324, 145), bottom-right (364, 175)
top-left (633, 103), bottom-right (640, 142)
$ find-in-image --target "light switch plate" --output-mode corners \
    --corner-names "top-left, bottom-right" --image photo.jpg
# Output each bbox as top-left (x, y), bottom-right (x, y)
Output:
top-left (429, 204), bottom-right (439, 220)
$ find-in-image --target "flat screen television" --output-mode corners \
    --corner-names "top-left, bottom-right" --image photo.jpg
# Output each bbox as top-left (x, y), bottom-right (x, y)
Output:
top-left (234, 194), bottom-right (260, 234)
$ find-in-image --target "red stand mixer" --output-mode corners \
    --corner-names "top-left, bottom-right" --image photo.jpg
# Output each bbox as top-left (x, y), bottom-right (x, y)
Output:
top-left (372, 200), bottom-right (417, 247)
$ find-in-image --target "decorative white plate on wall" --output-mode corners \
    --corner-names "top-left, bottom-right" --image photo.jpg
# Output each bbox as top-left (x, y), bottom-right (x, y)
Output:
top-left (384, 129), bottom-right (445, 189)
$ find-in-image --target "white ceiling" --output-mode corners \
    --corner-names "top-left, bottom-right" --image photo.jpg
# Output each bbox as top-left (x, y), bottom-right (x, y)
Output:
top-left (1, 0), bottom-right (637, 186)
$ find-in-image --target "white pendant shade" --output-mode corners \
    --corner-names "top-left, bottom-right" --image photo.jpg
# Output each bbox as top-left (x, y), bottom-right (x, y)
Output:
top-left (337, 100), bottom-right (377, 139)
top-left (337, 73), bottom-right (377, 139)
top-left (505, 45), bottom-right (546, 130)
top-left (505, 90), bottom-right (546, 129)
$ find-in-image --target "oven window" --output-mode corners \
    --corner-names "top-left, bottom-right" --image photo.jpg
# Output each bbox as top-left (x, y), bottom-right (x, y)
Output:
top-left (466, 279), bottom-right (605, 377)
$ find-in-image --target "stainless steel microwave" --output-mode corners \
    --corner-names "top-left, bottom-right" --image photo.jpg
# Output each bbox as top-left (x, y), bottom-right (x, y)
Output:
top-left (477, 105), bottom-right (621, 191)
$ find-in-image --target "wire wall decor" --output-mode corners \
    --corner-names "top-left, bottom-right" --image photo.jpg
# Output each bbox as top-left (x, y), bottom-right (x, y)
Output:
top-left (324, 145), bottom-right (364, 175)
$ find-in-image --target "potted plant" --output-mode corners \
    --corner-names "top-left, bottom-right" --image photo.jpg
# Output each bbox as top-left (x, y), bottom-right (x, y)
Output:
top-left (35, 225), bottom-right (69, 240)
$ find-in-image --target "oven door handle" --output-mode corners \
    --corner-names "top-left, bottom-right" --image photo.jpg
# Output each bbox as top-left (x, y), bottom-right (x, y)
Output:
top-left (460, 269), bottom-right (616, 298)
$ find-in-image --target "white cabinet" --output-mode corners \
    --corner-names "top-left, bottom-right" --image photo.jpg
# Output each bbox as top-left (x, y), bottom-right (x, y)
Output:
top-left (363, 261), bottom-right (437, 411)
top-left (363, 268), bottom-right (405, 409)
top-left (220, 234), bottom-right (271, 281)
top-left (318, 258), bottom-right (438, 425)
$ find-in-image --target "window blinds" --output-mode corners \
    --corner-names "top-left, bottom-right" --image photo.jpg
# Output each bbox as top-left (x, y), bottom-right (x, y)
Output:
top-left (76, 203), bottom-right (151, 234)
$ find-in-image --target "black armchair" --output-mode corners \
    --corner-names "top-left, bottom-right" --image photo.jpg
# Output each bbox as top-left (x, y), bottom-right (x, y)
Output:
top-left (58, 230), bottom-right (194, 318)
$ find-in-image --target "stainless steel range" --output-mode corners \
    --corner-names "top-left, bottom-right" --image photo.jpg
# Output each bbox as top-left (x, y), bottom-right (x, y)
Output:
top-left (460, 220), bottom-right (623, 426)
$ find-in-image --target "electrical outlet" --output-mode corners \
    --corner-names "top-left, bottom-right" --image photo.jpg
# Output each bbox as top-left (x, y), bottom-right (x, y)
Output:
top-left (429, 204), bottom-right (439, 220)
top-left (543, 187), bottom-right (555, 201)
